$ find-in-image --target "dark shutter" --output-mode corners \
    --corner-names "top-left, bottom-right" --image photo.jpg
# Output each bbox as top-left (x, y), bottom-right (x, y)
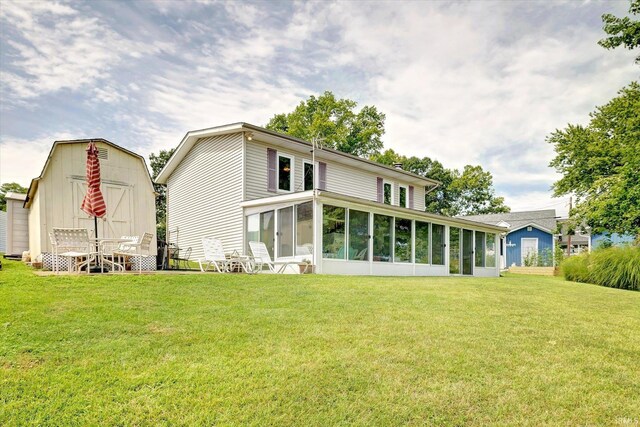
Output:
top-left (267, 148), bottom-right (277, 192)
top-left (409, 185), bottom-right (414, 209)
top-left (376, 177), bottom-right (383, 203)
top-left (318, 162), bottom-right (327, 190)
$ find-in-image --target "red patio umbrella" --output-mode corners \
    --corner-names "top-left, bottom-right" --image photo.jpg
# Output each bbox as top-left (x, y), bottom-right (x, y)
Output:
top-left (81, 141), bottom-right (106, 241)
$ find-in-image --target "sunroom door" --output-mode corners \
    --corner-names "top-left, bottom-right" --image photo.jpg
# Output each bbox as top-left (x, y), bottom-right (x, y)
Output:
top-left (277, 206), bottom-right (294, 258)
top-left (462, 229), bottom-right (473, 275)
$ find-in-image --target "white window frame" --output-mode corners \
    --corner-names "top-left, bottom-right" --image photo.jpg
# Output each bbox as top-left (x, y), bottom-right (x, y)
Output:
top-left (302, 159), bottom-right (316, 191)
top-left (398, 184), bottom-right (408, 208)
top-left (277, 153), bottom-right (294, 193)
top-left (383, 180), bottom-right (394, 205)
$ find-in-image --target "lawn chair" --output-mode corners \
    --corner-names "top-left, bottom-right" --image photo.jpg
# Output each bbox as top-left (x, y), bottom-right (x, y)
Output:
top-left (249, 241), bottom-right (298, 274)
top-left (199, 237), bottom-right (231, 273)
top-left (113, 233), bottom-right (153, 273)
top-left (52, 228), bottom-right (95, 273)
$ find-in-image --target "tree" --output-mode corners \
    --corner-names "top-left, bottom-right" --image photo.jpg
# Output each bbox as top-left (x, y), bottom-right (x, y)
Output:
top-left (266, 91), bottom-right (385, 157)
top-left (149, 149), bottom-right (176, 242)
top-left (0, 182), bottom-right (28, 211)
top-left (599, 0), bottom-right (640, 63)
top-left (371, 149), bottom-right (509, 216)
top-left (548, 82), bottom-right (640, 237)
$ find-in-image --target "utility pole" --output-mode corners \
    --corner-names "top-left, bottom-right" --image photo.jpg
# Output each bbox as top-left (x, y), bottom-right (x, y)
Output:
top-left (566, 196), bottom-right (572, 257)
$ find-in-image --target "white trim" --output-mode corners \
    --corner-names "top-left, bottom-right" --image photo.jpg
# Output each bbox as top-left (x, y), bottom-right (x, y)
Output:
top-left (521, 237), bottom-right (538, 265)
top-left (398, 184), bottom-right (408, 208)
top-left (510, 223), bottom-right (554, 234)
top-left (277, 152), bottom-right (294, 193)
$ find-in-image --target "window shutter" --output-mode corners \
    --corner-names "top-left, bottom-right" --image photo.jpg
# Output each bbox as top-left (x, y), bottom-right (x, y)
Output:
top-left (409, 185), bottom-right (414, 209)
top-left (318, 162), bottom-right (327, 190)
top-left (376, 177), bottom-right (383, 203)
top-left (267, 148), bottom-right (277, 192)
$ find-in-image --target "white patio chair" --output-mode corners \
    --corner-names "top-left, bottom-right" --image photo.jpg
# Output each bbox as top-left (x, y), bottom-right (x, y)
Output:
top-left (249, 241), bottom-right (298, 274)
top-left (52, 228), bottom-right (95, 273)
top-left (199, 237), bottom-right (231, 273)
top-left (103, 235), bottom-right (138, 272)
top-left (113, 233), bottom-right (153, 273)
top-left (48, 232), bottom-right (58, 272)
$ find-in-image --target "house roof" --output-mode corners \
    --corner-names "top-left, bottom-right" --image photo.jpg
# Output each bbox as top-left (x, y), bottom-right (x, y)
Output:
top-left (5, 192), bottom-right (27, 201)
top-left (460, 210), bottom-right (558, 235)
top-left (24, 138), bottom-right (153, 208)
top-left (556, 218), bottom-right (590, 244)
top-left (155, 122), bottom-right (441, 188)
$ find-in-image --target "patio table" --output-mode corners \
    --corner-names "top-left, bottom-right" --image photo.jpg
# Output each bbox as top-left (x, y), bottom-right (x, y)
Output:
top-left (226, 252), bottom-right (258, 274)
top-left (91, 237), bottom-right (137, 273)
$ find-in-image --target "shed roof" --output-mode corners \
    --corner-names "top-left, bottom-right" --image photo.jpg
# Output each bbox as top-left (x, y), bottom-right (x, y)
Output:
top-left (460, 210), bottom-right (558, 234)
top-left (24, 139), bottom-right (153, 208)
top-left (155, 122), bottom-right (441, 188)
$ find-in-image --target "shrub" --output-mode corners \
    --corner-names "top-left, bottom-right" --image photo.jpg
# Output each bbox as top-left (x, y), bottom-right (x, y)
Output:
top-left (561, 246), bottom-right (640, 291)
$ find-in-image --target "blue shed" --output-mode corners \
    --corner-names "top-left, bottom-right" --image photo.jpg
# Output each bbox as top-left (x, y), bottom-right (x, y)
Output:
top-left (591, 233), bottom-right (635, 248)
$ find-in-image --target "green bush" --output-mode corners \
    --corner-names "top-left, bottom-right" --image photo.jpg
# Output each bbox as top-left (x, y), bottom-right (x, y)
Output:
top-left (561, 246), bottom-right (640, 291)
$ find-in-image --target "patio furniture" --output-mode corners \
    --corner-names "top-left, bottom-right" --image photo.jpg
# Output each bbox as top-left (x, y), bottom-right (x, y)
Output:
top-left (98, 236), bottom-right (138, 272)
top-left (249, 241), bottom-right (298, 274)
top-left (48, 232), bottom-right (59, 272)
top-left (173, 246), bottom-right (192, 270)
top-left (52, 228), bottom-right (95, 273)
top-left (113, 232), bottom-right (154, 273)
top-left (198, 237), bottom-right (231, 273)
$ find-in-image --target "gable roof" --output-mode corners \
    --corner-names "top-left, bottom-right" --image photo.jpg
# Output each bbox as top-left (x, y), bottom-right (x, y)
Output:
top-left (155, 122), bottom-right (441, 188)
top-left (460, 210), bottom-right (558, 235)
top-left (24, 138), bottom-right (153, 208)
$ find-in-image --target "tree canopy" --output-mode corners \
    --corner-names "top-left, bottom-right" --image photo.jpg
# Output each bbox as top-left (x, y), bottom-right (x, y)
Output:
top-left (0, 182), bottom-right (28, 212)
top-left (371, 149), bottom-right (510, 217)
top-left (149, 149), bottom-right (175, 242)
top-left (265, 91), bottom-right (385, 158)
top-left (548, 82), bottom-right (640, 237)
top-left (599, 0), bottom-right (640, 63)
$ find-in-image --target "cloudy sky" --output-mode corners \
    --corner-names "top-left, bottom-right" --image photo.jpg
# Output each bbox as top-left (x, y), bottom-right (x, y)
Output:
top-left (1, 0), bottom-right (637, 215)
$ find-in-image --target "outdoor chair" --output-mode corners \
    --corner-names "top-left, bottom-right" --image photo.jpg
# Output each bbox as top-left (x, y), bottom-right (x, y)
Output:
top-left (102, 235), bottom-right (138, 272)
top-left (174, 247), bottom-right (192, 270)
top-left (52, 228), bottom-right (95, 273)
top-left (113, 233), bottom-right (153, 273)
top-left (198, 237), bottom-right (231, 273)
top-left (249, 241), bottom-right (298, 274)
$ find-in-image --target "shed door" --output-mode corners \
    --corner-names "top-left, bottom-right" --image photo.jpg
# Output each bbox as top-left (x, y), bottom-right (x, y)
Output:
top-left (521, 238), bottom-right (538, 266)
top-left (72, 180), bottom-right (133, 238)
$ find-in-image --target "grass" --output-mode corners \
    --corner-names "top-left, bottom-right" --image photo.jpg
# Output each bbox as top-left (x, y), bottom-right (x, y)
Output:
top-left (1, 260), bottom-right (639, 426)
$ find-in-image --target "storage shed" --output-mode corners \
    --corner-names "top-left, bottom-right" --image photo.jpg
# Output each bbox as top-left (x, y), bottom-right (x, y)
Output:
top-left (24, 139), bottom-right (157, 262)
top-left (5, 192), bottom-right (29, 256)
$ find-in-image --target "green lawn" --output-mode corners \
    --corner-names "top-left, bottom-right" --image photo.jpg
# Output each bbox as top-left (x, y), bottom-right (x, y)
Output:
top-left (1, 260), bottom-right (639, 426)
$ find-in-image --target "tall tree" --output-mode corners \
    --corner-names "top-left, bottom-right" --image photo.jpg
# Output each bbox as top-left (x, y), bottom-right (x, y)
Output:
top-left (0, 182), bottom-right (28, 211)
top-left (149, 149), bottom-right (176, 242)
top-left (371, 149), bottom-right (509, 216)
top-left (599, 0), bottom-right (640, 63)
top-left (548, 82), bottom-right (640, 237)
top-left (266, 91), bottom-right (385, 157)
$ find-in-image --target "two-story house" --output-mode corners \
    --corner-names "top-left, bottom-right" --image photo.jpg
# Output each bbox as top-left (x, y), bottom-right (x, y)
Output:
top-left (156, 123), bottom-right (505, 276)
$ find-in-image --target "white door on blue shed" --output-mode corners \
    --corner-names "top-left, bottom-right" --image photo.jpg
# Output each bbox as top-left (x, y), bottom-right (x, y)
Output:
top-left (521, 238), bottom-right (538, 265)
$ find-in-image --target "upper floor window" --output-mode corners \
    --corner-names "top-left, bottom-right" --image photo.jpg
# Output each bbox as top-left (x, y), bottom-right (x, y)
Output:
top-left (303, 161), bottom-right (314, 191)
top-left (278, 154), bottom-right (292, 191)
top-left (383, 182), bottom-right (392, 205)
top-left (399, 185), bottom-right (407, 208)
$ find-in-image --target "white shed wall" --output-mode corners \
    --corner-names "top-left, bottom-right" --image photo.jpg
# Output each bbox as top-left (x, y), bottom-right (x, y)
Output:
top-left (0, 211), bottom-right (6, 253)
top-left (7, 197), bottom-right (29, 255)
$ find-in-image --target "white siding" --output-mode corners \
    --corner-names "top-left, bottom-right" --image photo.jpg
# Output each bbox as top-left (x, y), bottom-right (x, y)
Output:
top-left (0, 211), bottom-right (6, 253)
top-left (167, 133), bottom-right (244, 260)
top-left (245, 140), bottom-right (425, 210)
top-left (7, 198), bottom-right (29, 255)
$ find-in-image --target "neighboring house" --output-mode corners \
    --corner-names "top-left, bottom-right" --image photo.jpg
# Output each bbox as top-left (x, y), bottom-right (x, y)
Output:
top-left (156, 122), bottom-right (505, 276)
top-left (0, 210), bottom-right (6, 253)
top-left (5, 192), bottom-right (29, 257)
top-left (591, 232), bottom-right (636, 248)
top-left (23, 139), bottom-right (157, 262)
top-left (462, 210), bottom-right (557, 268)
top-left (556, 218), bottom-right (590, 255)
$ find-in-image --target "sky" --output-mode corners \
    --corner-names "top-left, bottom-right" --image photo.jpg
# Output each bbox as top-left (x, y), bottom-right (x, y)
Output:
top-left (1, 0), bottom-right (638, 216)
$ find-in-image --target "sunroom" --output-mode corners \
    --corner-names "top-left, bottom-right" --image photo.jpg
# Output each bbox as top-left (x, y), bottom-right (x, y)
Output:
top-left (240, 191), bottom-right (505, 276)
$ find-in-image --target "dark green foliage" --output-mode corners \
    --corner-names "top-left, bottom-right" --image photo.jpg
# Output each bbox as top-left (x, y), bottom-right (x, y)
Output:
top-left (561, 246), bottom-right (640, 290)
top-left (599, 0), bottom-right (640, 64)
top-left (149, 148), bottom-right (176, 241)
top-left (0, 182), bottom-right (28, 211)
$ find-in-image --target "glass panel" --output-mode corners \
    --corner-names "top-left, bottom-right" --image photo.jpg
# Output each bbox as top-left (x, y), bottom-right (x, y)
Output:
top-left (486, 233), bottom-right (496, 267)
top-left (394, 218), bottom-right (412, 262)
top-left (415, 221), bottom-right (430, 264)
top-left (322, 205), bottom-right (345, 259)
top-left (260, 211), bottom-right (275, 259)
top-left (383, 183), bottom-right (392, 205)
top-left (296, 202), bottom-right (313, 257)
top-left (246, 214), bottom-right (260, 254)
top-left (399, 187), bottom-right (407, 207)
top-left (449, 227), bottom-right (460, 274)
top-left (278, 155), bottom-right (291, 191)
top-left (462, 229), bottom-right (473, 275)
top-left (348, 210), bottom-right (369, 261)
top-left (432, 224), bottom-right (445, 265)
top-left (475, 231), bottom-right (485, 267)
top-left (304, 162), bottom-right (314, 191)
top-left (278, 207), bottom-right (294, 258)
top-left (373, 214), bottom-right (392, 262)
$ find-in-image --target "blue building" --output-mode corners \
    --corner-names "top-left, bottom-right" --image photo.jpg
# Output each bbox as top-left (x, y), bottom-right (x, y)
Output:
top-left (462, 210), bottom-right (557, 268)
top-left (591, 233), bottom-right (635, 248)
